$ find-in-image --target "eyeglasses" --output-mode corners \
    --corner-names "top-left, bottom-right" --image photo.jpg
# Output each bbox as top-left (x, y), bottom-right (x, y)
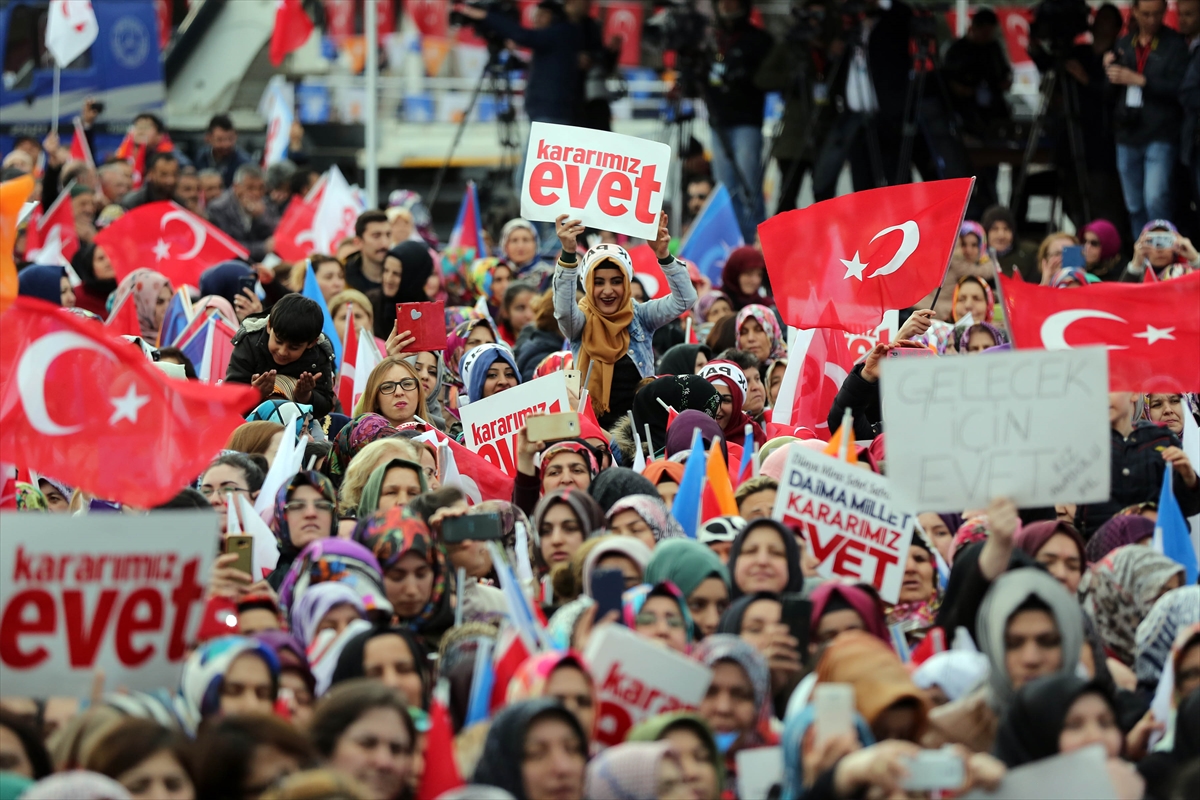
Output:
top-left (285, 499), bottom-right (335, 513)
top-left (198, 485), bottom-right (249, 499)
top-left (379, 379), bottom-right (418, 395)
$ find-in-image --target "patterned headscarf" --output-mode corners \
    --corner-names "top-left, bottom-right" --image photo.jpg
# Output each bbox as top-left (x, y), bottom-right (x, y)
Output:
top-left (14, 482), bottom-right (46, 511)
top-left (328, 414), bottom-right (399, 479)
top-left (606, 494), bottom-right (688, 542)
top-left (272, 471), bottom-right (338, 556)
top-left (354, 506), bottom-right (449, 632)
top-left (440, 247), bottom-right (478, 306)
top-left (622, 581), bottom-right (695, 643)
top-left (632, 375), bottom-right (721, 457)
top-left (443, 318), bottom-right (494, 389)
top-left (951, 517), bottom-right (990, 560)
top-left (960, 220), bottom-right (987, 262)
top-left (278, 539), bottom-right (392, 625)
top-left (175, 635), bottom-right (280, 735)
top-left (957, 321), bottom-right (1008, 352)
top-left (1085, 515), bottom-right (1156, 564)
top-left (735, 304), bottom-right (786, 361)
top-left (692, 634), bottom-right (773, 724)
top-left (695, 290), bottom-right (733, 321)
top-left (1135, 586), bottom-right (1200, 686)
top-left (111, 268), bottom-right (172, 340)
top-left (1078, 545), bottom-right (1184, 666)
top-left (950, 274), bottom-right (995, 323)
top-left (539, 441), bottom-right (600, 487)
top-left (506, 651), bottom-right (597, 741)
top-left (469, 257), bottom-right (505, 302)
top-left (585, 742), bottom-right (677, 800)
top-left (1049, 266), bottom-right (1091, 288)
top-left (290, 581), bottom-right (366, 648)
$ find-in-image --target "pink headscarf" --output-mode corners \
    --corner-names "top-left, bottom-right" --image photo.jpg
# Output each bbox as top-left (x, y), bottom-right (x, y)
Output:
top-left (112, 268), bottom-right (172, 340)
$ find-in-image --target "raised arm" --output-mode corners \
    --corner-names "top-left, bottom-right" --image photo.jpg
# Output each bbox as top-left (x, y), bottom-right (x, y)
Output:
top-left (552, 214), bottom-right (587, 340)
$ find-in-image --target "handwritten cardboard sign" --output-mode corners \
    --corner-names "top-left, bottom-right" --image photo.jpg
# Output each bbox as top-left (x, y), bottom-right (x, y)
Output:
top-left (520, 122), bottom-right (671, 240)
top-left (460, 372), bottom-right (571, 476)
top-left (881, 348), bottom-right (1110, 511)
top-left (0, 512), bottom-right (218, 697)
top-left (583, 624), bottom-right (713, 747)
top-left (772, 446), bottom-right (915, 603)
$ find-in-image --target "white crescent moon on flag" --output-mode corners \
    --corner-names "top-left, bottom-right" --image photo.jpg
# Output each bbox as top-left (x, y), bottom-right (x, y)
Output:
top-left (1040, 309), bottom-right (1129, 350)
top-left (866, 220), bottom-right (919, 278)
top-left (161, 208), bottom-right (208, 260)
top-left (16, 331), bottom-right (113, 435)
top-left (825, 361), bottom-right (849, 389)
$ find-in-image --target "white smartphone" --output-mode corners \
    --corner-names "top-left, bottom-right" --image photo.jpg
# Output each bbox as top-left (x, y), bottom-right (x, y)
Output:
top-left (813, 683), bottom-right (855, 746)
top-left (901, 748), bottom-right (965, 792)
top-left (564, 369), bottom-right (582, 395)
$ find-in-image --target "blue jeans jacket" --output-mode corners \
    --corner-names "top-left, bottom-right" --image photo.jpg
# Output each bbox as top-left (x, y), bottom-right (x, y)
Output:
top-left (553, 257), bottom-right (697, 378)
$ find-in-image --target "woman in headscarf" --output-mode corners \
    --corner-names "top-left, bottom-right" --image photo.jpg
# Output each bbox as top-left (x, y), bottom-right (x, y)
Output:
top-left (370, 241), bottom-right (434, 340)
top-left (532, 489), bottom-right (604, 588)
top-left (694, 291), bottom-right (734, 328)
top-left (719, 246), bottom-right (772, 310)
top-left (816, 630), bottom-right (929, 742)
top-left (1080, 219), bottom-right (1125, 280)
top-left (500, 218), bottom-right (549, 287)
top-left (175, 636), bottom-right (280, 735)
top-left (1140, 392), bottom-right (1194, 436)
top-left (664, 410), bottom-right (727, 462)
top-left (606, 494), bottom-right (688, 549)
top-left (698, 360), bottom-right (766, 445)
top-left (442, 318), bottom-right (495, 401)
top-left (808, 582), bottom-right (892, 655)
top-left (912, 650), bottom-right (990, 707)
top-left (657, 342), bottom-right (711, 376)
top-left (277, 539), bottom-right (391, 644)
top-left (18, 264), bottom-right (75, 307)
top-left (353, 506), bottom-right (453, 648)
top-left (290, 582), bottom-right (367, 649)
top-left (254, 630), bottom-right (317, 724)
top-left (267, 471), bottom-right (339, 589)
top-left (1085, 515), bottom-right (1156, 564)
top-left (1015, 520), bottom-right (1088, 594)
top-left (630, 375), bottom-right (721, 461)
top-left (642, 460), bottom-right (685, 507)
top-left (584, 741), bottom-right (687, 800)
top-left (588, 468), bottom-right (658, 514)
top-left (70, 243), bottom-right (117, 316)
top-left (328, 413), bottom-right (402, 485)
top-left (329, 623), bottom-right (430, 709)
top-left (627, 713), bottom-right (724, 800)
top-left (885, 538), bottom-right (941, 644)
top-left (553, 214), bottom-right (697, 428)
top-left (110, 268), bottom-right (172, 341)
top-left (924, 567), bottom-right (1084, 753)
top-left (994, 675), bottom-right (1126, 767)
top-left (581, 536), bottom-right (655, 596)
top-left (692, 634), bottom-right (777, 790)
top-left (645, 539), bottom-right (730, 639)
top-left (734, 305), bottom-right (785, 365)
top-left (1135, 586), bottom-right (1200, 690)
top-left (473, 698), bottom-right (589, 800)
top-left (951, 273), bottom-right (994, 325)
top-left (506, 651), bottom-right (598, 747)
top-left (1078, 545), bottom-right (1185, 666)
top-left (727, 519), bottom-right (804, 599)
top-left (1049, 265), bottom-right (1092, 288)
top-left (623, 581), bottom-right (694, 653)
top-left (459, 342), bottom-right (520, 406)
top-left (402, 350), bottom-right (447, 430)
top-left (958, 321), bottom-right (1008, 353)
top-left (718, 591), bottom-right (804, 712)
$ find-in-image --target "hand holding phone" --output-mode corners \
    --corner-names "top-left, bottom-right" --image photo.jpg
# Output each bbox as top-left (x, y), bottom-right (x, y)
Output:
top-left (441, 512), bottom-right (503, 543)
top-left (524, 412), bottom-right (581, 443)
top-left (900, 748), bottom-right (965, 792)
top-left (224, 534), bottom-right (254, 576)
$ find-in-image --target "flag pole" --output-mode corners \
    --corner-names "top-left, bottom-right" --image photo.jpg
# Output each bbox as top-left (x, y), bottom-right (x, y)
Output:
top-left (644, 424), bottom-right (654, 462)
top-left (51, 66), bottom-right (61, 136)
top-left (363, 0), bottom-right (379, 209)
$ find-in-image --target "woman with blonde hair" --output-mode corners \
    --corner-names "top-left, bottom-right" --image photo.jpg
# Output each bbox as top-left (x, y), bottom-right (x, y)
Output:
top-left (353, 357), bottom-right (430, 428)
top-left (338, 437), bottom-right (425, 511)
top-left (226, 421), bottom-right (287, 466)
top-left (1036, 231), bottom-right (1079, 285)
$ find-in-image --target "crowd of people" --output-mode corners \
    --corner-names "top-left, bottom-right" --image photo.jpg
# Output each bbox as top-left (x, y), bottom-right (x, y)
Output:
top-left (2, 3), bottom-right (1200, 800)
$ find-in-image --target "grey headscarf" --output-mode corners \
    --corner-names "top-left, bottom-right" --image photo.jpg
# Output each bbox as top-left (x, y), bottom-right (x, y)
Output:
top-left (975, 567), bottom-right (1084, 711)
top-left (404, 351), bottom-right (447, 430)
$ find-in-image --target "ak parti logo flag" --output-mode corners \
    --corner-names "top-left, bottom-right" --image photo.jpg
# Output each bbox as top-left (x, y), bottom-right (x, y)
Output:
top-left (760, 178), bottom-right (973, 332)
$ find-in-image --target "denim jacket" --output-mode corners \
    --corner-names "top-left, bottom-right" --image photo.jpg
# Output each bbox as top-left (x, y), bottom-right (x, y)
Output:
top-left (552, 256), bottom-right (697, 378)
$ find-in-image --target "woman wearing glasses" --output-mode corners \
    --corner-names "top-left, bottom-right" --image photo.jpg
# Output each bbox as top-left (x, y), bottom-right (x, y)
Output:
top-left (353, 358), bottom-right (430, 428)
top-left (198, 453), bottom-right (266, 536)
top-left (268, 472), bottom-right (340, 590)
top-left (1079, 219), bottom-right (1125, 281)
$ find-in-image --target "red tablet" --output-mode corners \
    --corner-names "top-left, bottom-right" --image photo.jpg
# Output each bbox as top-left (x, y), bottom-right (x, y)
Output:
top-left (396, 302), bottom-right (447, 353)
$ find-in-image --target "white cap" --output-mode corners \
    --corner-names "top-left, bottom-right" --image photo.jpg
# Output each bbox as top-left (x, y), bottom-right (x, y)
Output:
top-left (579, 243), bottom-right (634, 286)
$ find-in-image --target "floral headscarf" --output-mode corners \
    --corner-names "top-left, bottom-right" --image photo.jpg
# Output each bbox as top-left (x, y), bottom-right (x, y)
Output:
top-left (951, 517), bottom-right (989, 559)
top-left (539, 441), bottom-right (600, 486)
top-left (111, 268), bottom-right (172, 340)
top-left (606, 494), bottom-right (688, 542)
top-left (354, 506), bottom-right (450, 633)
top-left (440, 247), bottom-right (478, 306)
top-left (692, 634), bottom-right (773, 729)
top-left (175, 635), bottom-right (280, 734)
top-left (328, 414), bottom-right (400, 479)
top-left (14, 482), bottom-right (46, 511)
top-left (885, 540), bottom-right (942, 633)
top-left (1078, 545), bottom-right (1184, 665)
top-left (278, 538), bottom-right (392, 625)
top-left (469, 257), bottom-right (505, 302)
top-left (735, 304), bottom-right (786, 361)
top-left (957, 321), bottom-right (1008, 352)
top-left (950, 274), bottom-right (995, 323)
top-left (272, 471), bottom-right (338, 556)
top-left (505, 651), bottom-right (596, 737)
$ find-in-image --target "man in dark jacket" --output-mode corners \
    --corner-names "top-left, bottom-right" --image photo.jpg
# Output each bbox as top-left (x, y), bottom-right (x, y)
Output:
top-left (1105, 0), bottom-right (1190, 237)
top-left (206, 164), bottom-right (278, 262)
top-left (1182, 46), bottom-right (1200, 211)
top-left (225, 294), bottom-right (337, 418)
top-left (120, 151), bottom-right (179, 210)
top-left (193, 114), bottom-right (252, 189)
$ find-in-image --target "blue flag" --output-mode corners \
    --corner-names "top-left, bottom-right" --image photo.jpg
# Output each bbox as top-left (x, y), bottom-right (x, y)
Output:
top-left (671, 428), bottom-right (706, 538)
top-left (156, 288), bottom-right (192, 348)
top-left (301, 259), bottom-right (343, 366)
top-left (1153, 464), bottom-right (1199, 584)
top-left (678, 184), bottom-right (745, 284)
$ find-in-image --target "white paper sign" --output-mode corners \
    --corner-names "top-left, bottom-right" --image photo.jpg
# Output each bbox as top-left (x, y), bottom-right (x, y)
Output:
top-left (736, 747), bottom-right (784, 800)
top-left (881, 348), bottom-right (1111, 511)
top-left (583, 624), bottom-right (713, 747)
top-left (772, 447), bottom-right (915, 602)
top-left (460, 372), bottom-right (571, 476)
top-left (961, 745), bottom-right (1117, 800)
top-left (0, 512), bottom-right (218, 698)
top-left (520, 122), bottom-right (671, 240)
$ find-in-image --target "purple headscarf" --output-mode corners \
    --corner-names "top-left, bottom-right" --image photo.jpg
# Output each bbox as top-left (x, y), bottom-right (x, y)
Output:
top-left (1081, 219), bottom-right (1123, 262)
top-left (1085, 515), bottom-right (1156, 564)
top-left (665, 410), bottom-right (726, 457)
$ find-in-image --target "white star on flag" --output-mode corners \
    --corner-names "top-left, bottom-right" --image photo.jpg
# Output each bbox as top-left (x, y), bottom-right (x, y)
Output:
top-left (153, 238), bottom-right (171, 261)
top-left (840, 251), bottom-right (868, 281)
top-left (109, 385), bottom-right (150, 424)
top-left (1132, 324), bottom-right (1176, 345)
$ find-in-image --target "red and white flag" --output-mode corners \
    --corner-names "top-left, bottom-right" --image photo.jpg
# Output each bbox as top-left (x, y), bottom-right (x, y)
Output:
top-left (46, 0), bottom-right (99, 68)
top-left (274, 175), bottom-right (325, 262)
top-left (24, 190), bottom-right (79, 266)
top-left (0, 297), bottom-right (259, 507)
top-left (312, 166), bottom-right (363, 255)
top-left (771, 326), bottom-right (855, 441)
top-left (94, 201), bottom-right (248, 288)
top-left (415, 427), bottom-right (515, 504)
top-left (760, 178), bottom-right (974, 331)
top-left (105, 290), bottom-right (142, 337)
top-left (269, 0), bottom-right (315, 65)
top-left (337, 315), bottom-right (382, 414)
top-left (69, 117), bottom-right (94, 168)
top-left (999, 272), bottom-right (1200, 392)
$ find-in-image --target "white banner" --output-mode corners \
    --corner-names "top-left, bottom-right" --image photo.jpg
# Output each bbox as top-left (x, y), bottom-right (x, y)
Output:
top-left (0, 512), bottom-right (218, 697)
top-left (520, 122), bottom-right (671, 240)
top-left (772, 446), bottom-right (915, 603)
top-left (881, 348), bottom-right (1111, 511)
top-left (460, 372), bottom-right (571, 476)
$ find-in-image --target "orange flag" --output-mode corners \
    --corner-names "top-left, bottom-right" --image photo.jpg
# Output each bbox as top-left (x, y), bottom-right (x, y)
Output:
top-left (701, 437), bottom-right (739, 522)
top-left (823, 408), bottom-right (858, 464)
top-left (0, 174), bottom-right (34, 314)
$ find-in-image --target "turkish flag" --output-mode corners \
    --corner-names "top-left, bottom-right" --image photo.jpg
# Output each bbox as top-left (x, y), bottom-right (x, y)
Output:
top-left (778, 327), bottom-right (855, 440)
top-left (760, 178), bottom-right (974, 331)
top-left (0, 298), bottom-right (260, 507)
top-left (999, 272), bottom-right (1200, 392)
top-left (24, 191), bottom-right (79, 265)
top-left (629, 243), bottom-right (670, 299)
top-left (419, 425), bottom-right (514, 503)
top-left (270, 0), bottom-right (315, 66)
top-left (69, 117), bottom-right (94, 168)
top-left (95, 201), bottom-right (249, 288)
top-left (274, 189), bottom-right (322, 262)
top-left (105, 291), bottom-right (142, 337)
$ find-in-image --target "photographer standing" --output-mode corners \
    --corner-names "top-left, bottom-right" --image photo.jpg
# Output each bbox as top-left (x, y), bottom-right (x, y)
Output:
top-left (707, 0), bottom-right (773, 242)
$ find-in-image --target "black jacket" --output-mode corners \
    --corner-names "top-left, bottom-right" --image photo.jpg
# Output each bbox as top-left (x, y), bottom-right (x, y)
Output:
top-left (206, 190), bottom-right (277, 262)
top-left (481, 13), bottom-right (581, 122)
top-left (827, 362), bottom-right (883, 439)
top-left (342, 251), bottom-right (380, 294)
top-left (1110, 27), bottom-right (1190, 146)
top-left (1076, 421), bottom-right (1200, 536)
top-left (514, 324), bottom-right (565, 382)
top-left (120, 181), bottom-right (175, 210)
top-left (1181, 46), bottom-right (1200, 166)
top-left (707, 17), bottom-right (774, 127)
top-left (225, 315), bottom-right (336, 417)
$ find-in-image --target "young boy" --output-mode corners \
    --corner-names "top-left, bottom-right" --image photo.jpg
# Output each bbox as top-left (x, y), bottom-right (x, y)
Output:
top-left (226, 294), bottom-right (336, 417)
